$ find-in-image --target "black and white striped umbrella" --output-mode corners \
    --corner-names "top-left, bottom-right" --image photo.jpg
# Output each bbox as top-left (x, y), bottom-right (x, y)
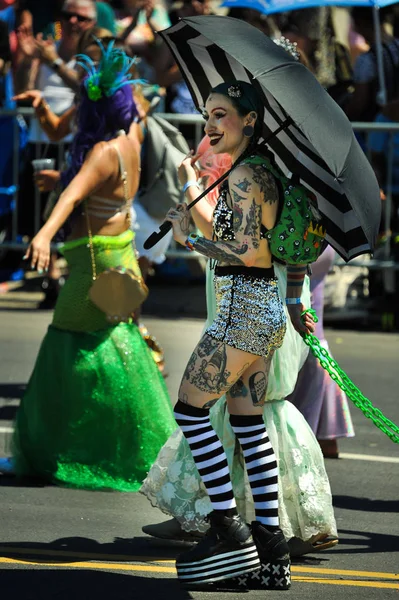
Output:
top-left (159, 15), bottom-right (381, 261)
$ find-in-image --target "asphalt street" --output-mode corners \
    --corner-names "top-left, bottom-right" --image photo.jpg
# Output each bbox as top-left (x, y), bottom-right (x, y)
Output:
top-left (0, 286), bottom-right (398, 600)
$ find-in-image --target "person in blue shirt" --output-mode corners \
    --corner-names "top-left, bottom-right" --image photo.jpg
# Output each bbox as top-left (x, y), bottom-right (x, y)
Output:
top-left (369, 111), bottom-right (399, 234)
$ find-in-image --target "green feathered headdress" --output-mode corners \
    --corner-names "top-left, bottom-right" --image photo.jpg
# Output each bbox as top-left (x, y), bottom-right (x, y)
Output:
top-left (76, 39), bottom-right (143, 102)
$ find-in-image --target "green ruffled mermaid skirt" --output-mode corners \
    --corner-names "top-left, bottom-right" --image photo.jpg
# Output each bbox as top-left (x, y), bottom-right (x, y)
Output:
top-left (12, 230), bottom-right (177, 491)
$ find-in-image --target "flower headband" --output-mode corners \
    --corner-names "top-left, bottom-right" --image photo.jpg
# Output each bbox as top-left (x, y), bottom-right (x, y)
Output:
top-left (272, 36), bottom-right (300, 61)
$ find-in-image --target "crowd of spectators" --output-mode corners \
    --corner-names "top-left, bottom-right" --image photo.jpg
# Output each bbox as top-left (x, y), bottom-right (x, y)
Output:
top-left (0, 1), bottom-right (398, 317)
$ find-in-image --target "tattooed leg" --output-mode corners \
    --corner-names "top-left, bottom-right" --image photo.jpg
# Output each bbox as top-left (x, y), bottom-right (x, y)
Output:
top-left (178, 334), bottom-right (258, 409)
top-left (226, 351), bottom-right (280, 529)
top-left (173, 336), bottom-right (260, 518)
top-left (226, 352), bottom-right (275, 416)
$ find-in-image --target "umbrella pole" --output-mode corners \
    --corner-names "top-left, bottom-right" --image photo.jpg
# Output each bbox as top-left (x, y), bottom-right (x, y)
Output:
top-left (373, 5), bottom-right (387, 107)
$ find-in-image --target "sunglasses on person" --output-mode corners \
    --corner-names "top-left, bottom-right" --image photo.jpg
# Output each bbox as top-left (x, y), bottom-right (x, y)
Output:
top-left (60, 10), bottom-right (94, 23)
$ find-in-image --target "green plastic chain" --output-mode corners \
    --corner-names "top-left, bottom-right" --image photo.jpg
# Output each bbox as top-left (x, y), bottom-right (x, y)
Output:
top-left (301, 309), bottom-right (399, 444)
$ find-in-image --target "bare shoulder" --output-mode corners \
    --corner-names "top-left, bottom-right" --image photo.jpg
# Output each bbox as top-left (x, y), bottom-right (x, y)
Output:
top-left (227, 164), bottom-right (256, 199)
top-left (85, 141), bottom-right (120, 172)
top-left (85, 141), bottom-right (113, 161)
top-left (228, 163), bottom-right (254, 184)
top-left (246, 160), bottom-right (279, 204)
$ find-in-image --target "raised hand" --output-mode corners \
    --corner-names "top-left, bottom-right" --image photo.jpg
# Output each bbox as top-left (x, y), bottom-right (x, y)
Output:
top-left (35, 33), bottom-right (59, 66)
top-left (177, 151), bottom-right (200, 186)
top-left (13, 89), bottom-right (43, 108)
top-left (17, 25), bottom-right (39, 60)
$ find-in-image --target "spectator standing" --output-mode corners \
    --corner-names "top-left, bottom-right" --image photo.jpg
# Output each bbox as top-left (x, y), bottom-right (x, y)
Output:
top-left (15, 0), bottom-right (97, 304)
top-left (0, 15), bottom-right (28, 281)
top-left (17, 0), bottom-right (97, 136)
top-left (115, 0), bottom-right (170, 84)
top-left (95, 0), bottom-right (117, 34)
top-left (344, 7), bottom-right (399, 121)
top-left (369, 109), bottom-right (399, 234)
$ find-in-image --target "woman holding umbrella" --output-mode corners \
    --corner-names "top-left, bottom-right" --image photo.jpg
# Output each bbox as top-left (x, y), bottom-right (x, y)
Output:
top-left (164, 79), bottom-right (316, 588)
top-left (145, 14), bottom-right (379, 589)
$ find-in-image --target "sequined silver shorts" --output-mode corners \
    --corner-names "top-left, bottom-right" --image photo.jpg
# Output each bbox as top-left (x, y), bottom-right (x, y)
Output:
top-left (205, 266), bottom-right (286, 357)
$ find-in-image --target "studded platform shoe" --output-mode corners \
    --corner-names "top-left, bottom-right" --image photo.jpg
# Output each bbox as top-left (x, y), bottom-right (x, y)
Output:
top-left (221, 522), bottom-right (291, 591)
top-left (176, 511), bottom-right (261, 587)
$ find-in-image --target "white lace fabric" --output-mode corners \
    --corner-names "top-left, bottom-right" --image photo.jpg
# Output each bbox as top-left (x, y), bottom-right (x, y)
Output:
top-left (140, 263), bottom-right (337, 541)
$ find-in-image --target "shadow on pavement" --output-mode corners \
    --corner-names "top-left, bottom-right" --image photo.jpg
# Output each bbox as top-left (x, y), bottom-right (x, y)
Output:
top-left (334, 495), bottom-right (399, 513)
top-left (0, 536), bottom-right (193, 563)
top-left (331, 528), bottom-right (399, 554)
top-left (0, 383), bottom-right (26, 404)
top-left (0, 536), bottom-right (335, 570)
top-left (0, 568), bottom-right (194, 600)
top-left (0, 476), bottom-right (45, 488)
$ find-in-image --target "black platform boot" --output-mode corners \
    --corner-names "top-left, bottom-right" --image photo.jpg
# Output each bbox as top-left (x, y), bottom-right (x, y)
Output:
top-left (221, 522), bottom-right (291, 591)
top-left (176, 511), bottom-right (260, 587)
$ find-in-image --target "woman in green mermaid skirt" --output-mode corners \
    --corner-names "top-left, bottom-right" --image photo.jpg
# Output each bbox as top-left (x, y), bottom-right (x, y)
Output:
top-left (3, 45), bottom-right (177, 490)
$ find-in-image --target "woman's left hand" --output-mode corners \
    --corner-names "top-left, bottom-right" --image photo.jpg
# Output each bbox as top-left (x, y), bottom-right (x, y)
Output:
top-left (177, 151), bottom-right (200, 186)
top-left (165, 203), bottom-right (191, 245)
top-left (287, 303), bottom-right (316, 336)
top-left (23, 232), bottom-right (51, 273)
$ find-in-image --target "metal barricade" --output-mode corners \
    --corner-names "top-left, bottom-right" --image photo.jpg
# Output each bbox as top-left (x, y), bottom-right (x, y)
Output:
top-left (0, 109), bottom-right (398, 270)
top-left (0, 106), bottom-right (68, 252)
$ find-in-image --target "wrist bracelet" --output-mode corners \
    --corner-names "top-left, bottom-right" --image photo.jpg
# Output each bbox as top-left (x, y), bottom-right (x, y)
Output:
top-left (285, 297), bottom-right (301, 305)
top-left (182, 180), bottom-right (200, 193)
top-left (51, 57), bottom-right (64, 71)
top-left (185, 232), bottom-right (199, 251)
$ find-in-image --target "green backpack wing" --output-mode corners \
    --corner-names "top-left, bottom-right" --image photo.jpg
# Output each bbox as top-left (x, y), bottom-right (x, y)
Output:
top-left (243, 155), bottom-right (326, 265)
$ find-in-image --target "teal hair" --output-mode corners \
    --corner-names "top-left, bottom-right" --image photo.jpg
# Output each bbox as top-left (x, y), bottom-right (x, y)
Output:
top-left (76, 39), bottom-right (143, 101)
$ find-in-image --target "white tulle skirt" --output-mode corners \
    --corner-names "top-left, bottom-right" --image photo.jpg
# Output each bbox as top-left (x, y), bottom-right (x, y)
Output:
top-left (141, 263), bottom-right (337, 542)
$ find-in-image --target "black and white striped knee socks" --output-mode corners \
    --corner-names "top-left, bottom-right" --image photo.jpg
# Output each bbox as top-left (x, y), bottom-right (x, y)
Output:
top-left (230, 414), bottom-right (279, 530)
top-left (174, 400), bottom-right (237, 512)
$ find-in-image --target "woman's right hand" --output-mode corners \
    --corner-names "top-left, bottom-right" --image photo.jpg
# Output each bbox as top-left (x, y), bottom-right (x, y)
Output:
top-left (13, 90), bottom-right (43, 108)
top-left (23, 231), bottom-right (51, 273)
top-left (17, 24), bottom-right (40, 60)
top-left (34, 170), bottom-right (60, 193)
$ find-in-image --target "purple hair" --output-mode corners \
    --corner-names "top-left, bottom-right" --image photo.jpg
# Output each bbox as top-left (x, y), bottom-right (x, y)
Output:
top-left (61, 82), bottom-right (138, 190)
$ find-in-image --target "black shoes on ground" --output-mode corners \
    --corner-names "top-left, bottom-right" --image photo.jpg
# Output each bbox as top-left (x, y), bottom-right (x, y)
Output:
top-left (176, 511), bottom-right (260, 586)
top-left (176, 513), bottom-right (291, 590)
top-left (227, 521), bottom-right (291, 590)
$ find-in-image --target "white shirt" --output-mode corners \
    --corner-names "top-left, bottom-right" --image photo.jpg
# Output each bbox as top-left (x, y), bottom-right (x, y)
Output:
top-left (29, 56), bottom-right (77, 143)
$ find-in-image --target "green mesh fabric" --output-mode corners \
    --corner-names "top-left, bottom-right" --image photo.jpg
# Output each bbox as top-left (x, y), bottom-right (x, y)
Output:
top-left (244, 155), bottom-right (325, 265)
top-left (12, 230), bottom-right (177, 491)
top-left (53, 229), bottom-right (141, 332)
top-left (13, 323), bottom-right (177, 491)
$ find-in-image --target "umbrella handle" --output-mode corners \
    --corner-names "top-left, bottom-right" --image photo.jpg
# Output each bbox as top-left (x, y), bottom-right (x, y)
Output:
top-left (143, 220), bottom-right (173, 250)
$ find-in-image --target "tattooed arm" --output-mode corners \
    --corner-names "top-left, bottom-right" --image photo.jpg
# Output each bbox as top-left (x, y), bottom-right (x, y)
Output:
top-left (166, 165), bottom-right (264, 266)
top-left (194, 165), bottom-right (265, 266)
top-left (286, 264), bottom-right (316, 335)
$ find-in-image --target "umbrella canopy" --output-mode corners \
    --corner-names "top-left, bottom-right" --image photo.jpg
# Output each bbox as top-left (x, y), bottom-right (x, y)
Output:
top-left (221, 0), bottom-right (398, 14)
top-left (159, 15), bottom-right (381, 261)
